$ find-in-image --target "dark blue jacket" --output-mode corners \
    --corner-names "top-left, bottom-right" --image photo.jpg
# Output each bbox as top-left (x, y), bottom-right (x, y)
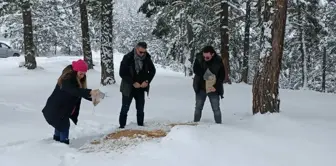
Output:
top-left (42, 72), bottom-right (91, 131)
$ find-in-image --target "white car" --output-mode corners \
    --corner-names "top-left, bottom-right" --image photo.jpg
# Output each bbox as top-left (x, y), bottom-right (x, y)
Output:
top-left (0, 42), bottom-right (20, 58)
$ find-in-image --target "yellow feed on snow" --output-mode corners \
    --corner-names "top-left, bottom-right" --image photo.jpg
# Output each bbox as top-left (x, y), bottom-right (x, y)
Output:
top-left (89, 122), bottom-right (198, 145)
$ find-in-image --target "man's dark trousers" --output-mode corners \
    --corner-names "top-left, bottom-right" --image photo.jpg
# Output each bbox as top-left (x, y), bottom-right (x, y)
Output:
top-left (119, 88), bottom-right (145, 128)
top-left (194, 90), bottom-right (222, 123)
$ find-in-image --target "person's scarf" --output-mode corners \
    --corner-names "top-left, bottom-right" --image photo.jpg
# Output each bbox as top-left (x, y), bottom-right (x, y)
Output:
top-left (134, 49), bottom-right (146, 74)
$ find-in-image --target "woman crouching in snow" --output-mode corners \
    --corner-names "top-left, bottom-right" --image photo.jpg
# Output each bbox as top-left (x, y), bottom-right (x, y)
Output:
top-left (42, 59), bottom-right (99, 145)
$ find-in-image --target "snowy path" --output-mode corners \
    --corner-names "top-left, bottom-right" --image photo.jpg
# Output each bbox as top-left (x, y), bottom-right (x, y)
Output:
top-left (0, 55), bottom-right (335, 166)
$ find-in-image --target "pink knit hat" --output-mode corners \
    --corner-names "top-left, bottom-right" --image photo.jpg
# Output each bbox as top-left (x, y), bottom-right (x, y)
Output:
top-left (72, 59), bottom-right (88, 72)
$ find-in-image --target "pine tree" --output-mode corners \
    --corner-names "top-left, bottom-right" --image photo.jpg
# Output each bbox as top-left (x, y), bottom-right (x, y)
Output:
top-left (100, 0), bottom-right (115, 85)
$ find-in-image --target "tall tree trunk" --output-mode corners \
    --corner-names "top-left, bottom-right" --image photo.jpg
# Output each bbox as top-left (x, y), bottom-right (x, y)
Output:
top-left (53, 0), bottom-right (58, 55)
top-left (100, 0), bottom-right (115, 85)
top-left (298, 3), bottom-right (307, 89)
top-left (321, 46), bottom-right (326, 92)
top-left (21, 0), bottom-right (36, 69)
top-left (186, 20), bottom-right (195, 76)
top-left (241, 0), bottom-right (251, 83)
top-left (80, 0), bottom-right (93, 69)
top-left (220, 0), bottom-right (231, 84)
top-left (252, 0), bottom-right (288, 114)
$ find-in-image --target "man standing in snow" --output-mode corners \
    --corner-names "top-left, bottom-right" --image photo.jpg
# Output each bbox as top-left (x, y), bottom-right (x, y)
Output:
top-left (192, 46), bottom-right (225, 124)
top-left (118, 42), bottom-right (156, 128)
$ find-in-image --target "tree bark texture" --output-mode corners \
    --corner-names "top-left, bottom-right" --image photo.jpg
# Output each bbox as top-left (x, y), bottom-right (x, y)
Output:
top-left (100, 0), bottom-right (116, 85)
top-left (186, 20), bottom-right (195, 76)
top-left (241, 0), bottom-right (251, 83)
top-left (220, 1), bottom-right (231, 84)
top-left (80, 0), bottom-right (93, 69)
top-left (21, 0), bottom-right (37, 69)
top-left (252, 0), bottom-right (288, 114)
top-left (321, 46), bottom-right (326, 92)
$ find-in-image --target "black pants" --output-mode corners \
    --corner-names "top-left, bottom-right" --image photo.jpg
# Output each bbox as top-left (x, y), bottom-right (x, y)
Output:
top-left (119, 89), bottom-right (145, 127)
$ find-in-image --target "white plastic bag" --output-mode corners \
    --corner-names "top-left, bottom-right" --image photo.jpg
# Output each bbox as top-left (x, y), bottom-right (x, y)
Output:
top-left (92, 90), bottom-right (105, 106)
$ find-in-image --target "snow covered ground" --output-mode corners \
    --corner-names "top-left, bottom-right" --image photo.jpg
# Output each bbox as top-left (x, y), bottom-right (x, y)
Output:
top-left (0, 52), bottom-right (335, 166)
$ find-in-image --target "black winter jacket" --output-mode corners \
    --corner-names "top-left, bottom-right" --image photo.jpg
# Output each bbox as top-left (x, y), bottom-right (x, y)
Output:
top-left (193, 53), bottom-right (225, 98)
top-left (119, 49), bottom-right (156, 96)
top-left (42, 70), bottom-right (92, 131)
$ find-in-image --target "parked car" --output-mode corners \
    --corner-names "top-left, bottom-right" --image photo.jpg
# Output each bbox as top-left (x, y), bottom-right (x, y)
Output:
top-left (0, 42), bottom-right (20, 58)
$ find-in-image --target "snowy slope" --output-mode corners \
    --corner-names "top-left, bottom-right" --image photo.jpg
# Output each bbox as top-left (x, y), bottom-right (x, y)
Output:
top-left (0, 52), bottom-right (335, 166)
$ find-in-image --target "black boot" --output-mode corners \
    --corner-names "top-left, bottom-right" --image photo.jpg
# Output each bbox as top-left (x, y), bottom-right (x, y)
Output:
top-left (194, 113), bottom-right (202, 122)
top-left (138, 123), bottom-right (144, 127)
top-left (53, 135), bottom-right (60, 142)
top-left (119, 114), bottom-right (127, 128)
top-left (137, 113), bottom-right (144, 126)
top-left (60, 139), bottom-right (70, 145)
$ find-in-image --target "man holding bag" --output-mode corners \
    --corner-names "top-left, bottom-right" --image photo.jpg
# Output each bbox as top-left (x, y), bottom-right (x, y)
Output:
top-left (192, 46), bottom-right (225, 124)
